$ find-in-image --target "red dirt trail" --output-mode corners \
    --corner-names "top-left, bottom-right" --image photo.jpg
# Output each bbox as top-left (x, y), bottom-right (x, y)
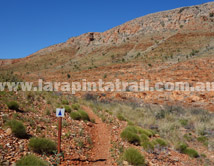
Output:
top-left (83, 106), bottom-right (112, 166)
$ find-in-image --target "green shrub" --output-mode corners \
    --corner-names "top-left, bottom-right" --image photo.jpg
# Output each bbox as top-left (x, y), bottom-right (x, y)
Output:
top-left (141, 141), bottom-right (154, 152)
top-left (62, 100), bottom-right (69, 105)
top-left (175, 143), bottom-right (199, 158)
top-left (179, 119), bottom-right (188, 127)
top-left (29, 137), bottom-right (56, 154)
top-left (151, 139), bottom-right (158, 146)
top-left (117, 113), bottom-right (126, 121)
top-left (103, 73), bottom-right (107, 78)
top-left (64, 105), bottom-right (72, 113)
top-left (12, 113), bottom-right (19, 119)
top-left (137, 128), bottom-right (153, 137)
top-left (179, 119), bottom-right (188, 126)
top-left (7, 120), bottom-right (27, 138)
top-left (72, 103), bottom-right (80, 110)
top-left (123, 148), bottom-right (146, 166)
top-left (78, 110), bottom-right (90, 121)
top-left (197, 136), bottom-right (208, 146)
top-left (124, 126), bottom-right (138, 134)
top-left (176, 142), bottom-right (188, 153)
top-left (70, 112), bottom-right (81, 120)
top-left (127, 121), bottom-right (135, 126)
top-left (16, 154), bottom-right (48, 166)
top-left (70, 111), bottom-right (90, 121)
top-left (155, 138), bottom-right (168, 147)
top-left (140, 134), bottom-right (149, 143)
top-left (105, 109), bottom-right (113, 115)
top-left (2, 115), bottom-right (8, 123)
top-left (121, 130), bottom-right (141, 145)
top-left (7, 101), bottom-right (19, 111)
top-left (210, 12), bottom-right (214, 17)
top-left (183, 148), bottom-right (199, 158)
top-left (183, 133), bottom-right (193, 142)
top-left (147, 129), bottom-right (156, 136)
top-left (201, 153), bottom-right (206, 158)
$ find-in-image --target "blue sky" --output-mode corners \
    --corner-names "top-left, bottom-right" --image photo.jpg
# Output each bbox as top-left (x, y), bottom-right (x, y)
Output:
top-left (0, 0), bottom-right (212, 59)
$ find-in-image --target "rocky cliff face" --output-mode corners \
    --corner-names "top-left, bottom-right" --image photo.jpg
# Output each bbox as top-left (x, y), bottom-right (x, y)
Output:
top-left (66, 2), bottom-right (214, 45)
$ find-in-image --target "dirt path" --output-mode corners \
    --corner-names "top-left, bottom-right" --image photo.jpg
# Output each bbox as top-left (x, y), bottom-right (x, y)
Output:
top-left (83, 106), bottom-right (112, 166)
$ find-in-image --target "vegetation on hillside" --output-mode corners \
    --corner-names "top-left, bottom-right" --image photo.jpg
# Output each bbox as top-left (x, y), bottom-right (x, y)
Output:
top-left (85, 97), bottom-right (214, 161)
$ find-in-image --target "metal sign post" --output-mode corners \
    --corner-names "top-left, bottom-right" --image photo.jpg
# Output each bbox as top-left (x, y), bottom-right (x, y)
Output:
top-left (56, 108), bottom-right (65, 153)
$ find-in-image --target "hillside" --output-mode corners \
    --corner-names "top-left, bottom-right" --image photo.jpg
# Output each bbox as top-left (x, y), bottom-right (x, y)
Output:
top-left (1, 2), bottom-right (214, 166)
top-left (1, 2), bottom-right (214, 110)
top-left (1, 2), bottom-right (214, 69)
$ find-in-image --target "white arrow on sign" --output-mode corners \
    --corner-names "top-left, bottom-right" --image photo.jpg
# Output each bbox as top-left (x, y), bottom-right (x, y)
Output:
top-left (56, 108), bottom-right (65, 117)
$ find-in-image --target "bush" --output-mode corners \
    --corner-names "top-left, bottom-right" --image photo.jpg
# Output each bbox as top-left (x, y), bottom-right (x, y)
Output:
top-left (155, 138), bottom-right (168, 147)
top-left (123, 148), bottom-right (146, 166)
top-left (125, 126), bottom-right (138, 134)
top-left (16, 154), bottom-right (48, 166)
top-left (70, 111), bottom-right (90, 121)
top-left (7, 120), bottom-right (27, 138)
top-left (64, 105), bottom-right (72, 113)
top-left (179, 119), bottom-right (188, 126)
top-left (176, 142), bottom-right (188, 153)
top-left (137, 128), bottom-right (153, 137)
top-left (183, 133), bottom-right (193, 142)
top-left (183, 148), bottom-right (199, 158)
top-left (117, 113), bottom-right (126, 121)
top-left (210, 12), bottom-right (214, 17)
top-left (140, 134), bottom-right (149, 143)
top-left (197, 136), bottom-right (208, 146)
top-left (127, 121), bottom-right (135, 126)
top-left (121, 130), bottom-right (141, 145)
top-left (72, 103), bottom-right (80, 110)
top-left (62, 100), bottom-right (69, 105)
top-left (175, 143), bottom-right (199, 158)
top-left (7, 101), bottom-right (19, 111)
top-left (70, 112), bottom-right (81, 120)
top-left (147, 129), bottom-right (156, 135)
top-left (78, 110), bottom-right (90, 121)
top-left (29, 137), bottom-right (56, 154)
top-left (141, 141), bottom-right (154, 152)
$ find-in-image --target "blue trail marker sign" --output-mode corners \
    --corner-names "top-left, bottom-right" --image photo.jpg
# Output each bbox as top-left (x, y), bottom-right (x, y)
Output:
top-left (56, 108), bottom-right (65, 117)
top-left (56, 108), bottom-right (65, 154)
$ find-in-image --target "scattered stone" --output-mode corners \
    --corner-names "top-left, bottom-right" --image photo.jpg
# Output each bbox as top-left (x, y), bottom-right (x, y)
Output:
top-left (19, 145), bottom-right (24, 152)
top-left (5, 128), bottom-right (12, 136)
top-left (51, 126), bottom-right (57, 129)
top-left (123, 160), bottom-right (129, 165)
top-left (3, 161), bottom-right (10, 166)
top-left (11, 162), bottom-right (16, 166)
top-left (87, 122), bottom-right (93, 127)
